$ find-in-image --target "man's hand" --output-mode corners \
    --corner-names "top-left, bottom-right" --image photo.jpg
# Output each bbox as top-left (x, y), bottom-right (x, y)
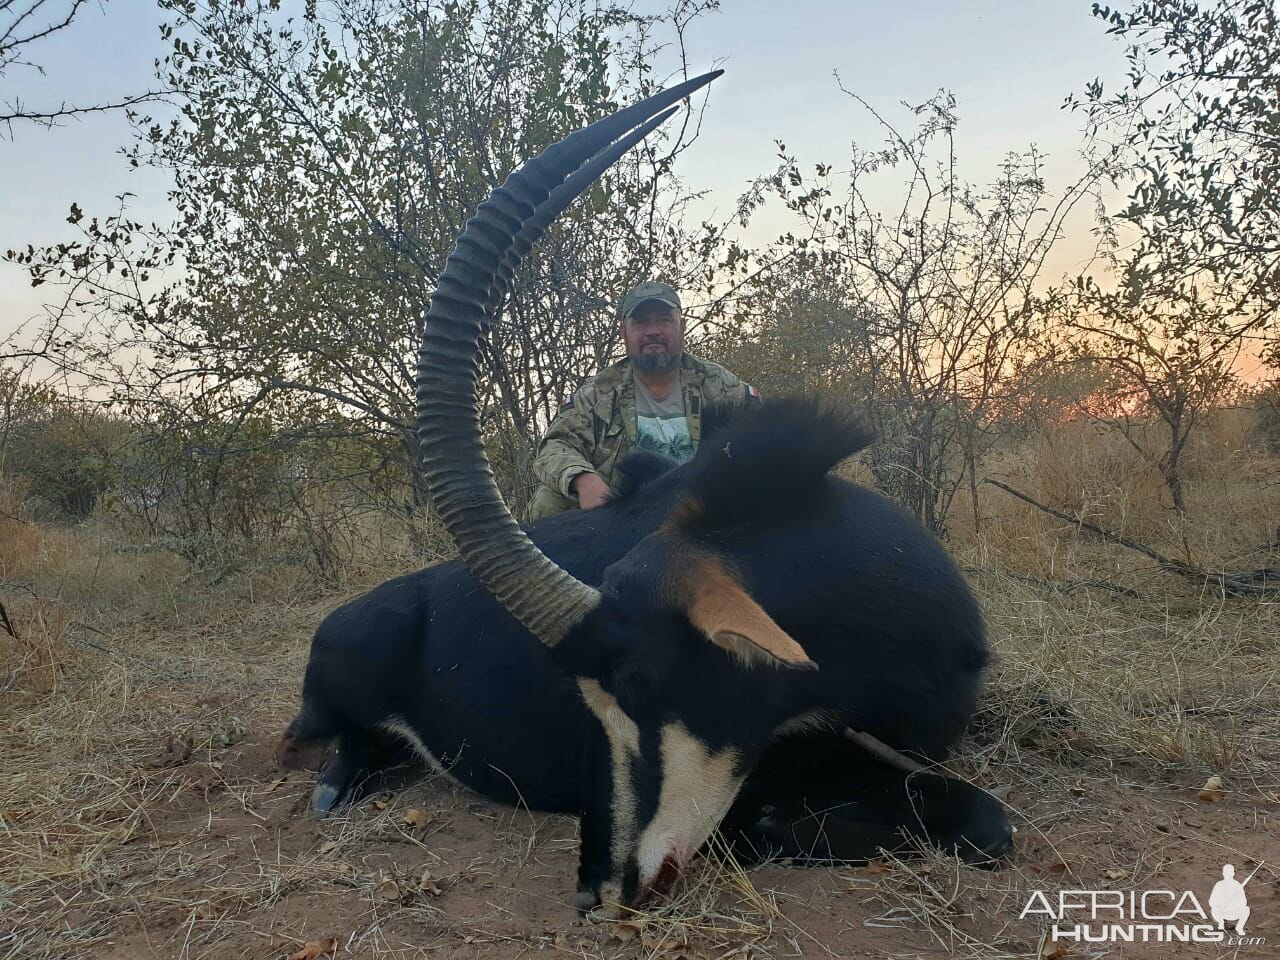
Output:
top-left (571, 472), bottom-right (611, 510)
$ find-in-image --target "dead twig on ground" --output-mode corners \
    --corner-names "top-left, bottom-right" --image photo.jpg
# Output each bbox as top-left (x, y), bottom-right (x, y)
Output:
top-left (982, 478), bottom-right (1280, 597)
top-left (0, 601), bottom-right (17, 638)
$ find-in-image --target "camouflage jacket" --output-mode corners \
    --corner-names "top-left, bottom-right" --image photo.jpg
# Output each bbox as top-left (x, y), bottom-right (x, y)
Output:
top-left (528, 353), bottom-right (758, 519)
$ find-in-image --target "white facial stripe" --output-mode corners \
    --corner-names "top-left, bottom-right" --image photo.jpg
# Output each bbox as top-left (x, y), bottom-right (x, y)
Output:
top-left (380, 717), bottom-right (467, 790)
top-left (576, 678), bottom-right (641, 880)
top-left (635, 722), bottom-right (743, 888)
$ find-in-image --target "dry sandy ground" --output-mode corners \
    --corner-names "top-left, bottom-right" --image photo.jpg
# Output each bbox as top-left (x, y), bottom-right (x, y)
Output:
top-left (3, 638), bottom-right (1276, 960)
top-left (30, 735), bottom-right (1280, 960)
top-left (2, 551), bottom-right (1278, 959)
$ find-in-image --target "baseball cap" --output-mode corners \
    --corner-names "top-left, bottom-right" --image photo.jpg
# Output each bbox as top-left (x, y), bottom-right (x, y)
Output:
top-left (618, 281), bottom-right (681, 319)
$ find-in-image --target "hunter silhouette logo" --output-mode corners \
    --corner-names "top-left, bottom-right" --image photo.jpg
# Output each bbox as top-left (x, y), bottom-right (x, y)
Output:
top-left (1021, 859), bottom-right (1266, 947)
top-left (1210, 863), bottom-right (1259, 935)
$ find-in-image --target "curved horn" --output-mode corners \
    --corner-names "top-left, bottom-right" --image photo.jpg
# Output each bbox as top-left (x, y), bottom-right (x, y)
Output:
top-left (417, 71), bottom-right (722, 646)
top-left (486, 104), bottom-right (683, 316)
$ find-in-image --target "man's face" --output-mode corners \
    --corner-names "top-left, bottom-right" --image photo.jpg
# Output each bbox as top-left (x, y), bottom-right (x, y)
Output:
top-left (623, 301), bottom-right (684, 374)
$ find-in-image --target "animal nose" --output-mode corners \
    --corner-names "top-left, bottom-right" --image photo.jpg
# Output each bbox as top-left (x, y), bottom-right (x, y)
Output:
top-left (652, 854), bottom-right (682, 896)
top-left (630, 852), bottom-right (684, 907)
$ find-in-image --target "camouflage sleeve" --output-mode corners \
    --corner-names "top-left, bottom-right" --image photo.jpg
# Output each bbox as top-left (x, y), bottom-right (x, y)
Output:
top-left (532, 386), bottom-right (600, 498)
top-left (704, 362), bottom-right (761, 404)
top-left (728, 371), bottom-right (762, 403)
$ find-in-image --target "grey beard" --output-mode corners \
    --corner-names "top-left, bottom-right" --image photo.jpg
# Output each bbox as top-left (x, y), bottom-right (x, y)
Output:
top-left (631, 350), bottom-right (681, 374)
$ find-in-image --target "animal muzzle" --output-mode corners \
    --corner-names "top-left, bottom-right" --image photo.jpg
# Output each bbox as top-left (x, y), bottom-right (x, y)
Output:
top-left (633, 844), bottom-right (690, 905)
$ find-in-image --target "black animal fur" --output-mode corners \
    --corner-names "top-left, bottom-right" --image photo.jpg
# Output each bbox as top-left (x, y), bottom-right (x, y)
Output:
top-left (281, 398), bottom-right (1010, 906)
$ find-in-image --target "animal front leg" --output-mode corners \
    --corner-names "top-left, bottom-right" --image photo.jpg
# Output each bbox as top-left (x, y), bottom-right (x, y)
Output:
top-left (572, 733), bottom-right (624, 913)
top-left (728, 730), bottom-right (1012, 865)
top-left (310, 731), bottom-right (372, 817)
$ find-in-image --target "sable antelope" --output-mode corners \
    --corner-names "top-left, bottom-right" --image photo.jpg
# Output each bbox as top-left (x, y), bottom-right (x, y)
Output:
top-left (279, 71), bottom-right (1012, 910)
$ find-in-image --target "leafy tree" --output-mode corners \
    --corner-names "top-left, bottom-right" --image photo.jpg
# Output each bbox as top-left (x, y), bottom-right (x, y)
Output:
top-left (1054, 0), bottom-right (1280, 514)
top-left (8, 0), bottom-right (721, 517)
top-left (0, 363), bottom-right (131, 519)
top-left (1070, 1), bottom-right (1280, 365)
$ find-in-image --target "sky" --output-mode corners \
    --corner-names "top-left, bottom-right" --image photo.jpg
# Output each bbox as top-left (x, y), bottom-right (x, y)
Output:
top-left (0, 0), bottom-right (1129, 345)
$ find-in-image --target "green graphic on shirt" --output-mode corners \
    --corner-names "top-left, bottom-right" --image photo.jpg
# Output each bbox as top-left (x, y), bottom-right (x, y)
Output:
top-left (634, 381), bottom-right (694, 462)
top-left (635, 411), bottom-right (694, 462)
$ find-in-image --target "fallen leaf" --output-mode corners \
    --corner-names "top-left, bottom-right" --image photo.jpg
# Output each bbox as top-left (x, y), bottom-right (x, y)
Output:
top-left (1104, 868), bottom-right (1129, 881)
top-left (611, 921), bottom-right (641, 943)
top-left (317, 839), bottom-right (338, 855)
top-left (1198, 775), bottom-right (1226, 803)
top-left (1047, 861), bottom-right (1069, 875)
top-left (371, 799), bottom-right (388, 811)
top-left (289, 938), bottom-right (337, 960)
top-left (862, 860), bottom-right (893, 875)
top-left (375, 878), bottom-right (401, 901)
top-left (418, 868), bottom-right (441, 896)
top-left (403, 808), bottom-right (430, 828)
top-left (264, 777), bottom-right (285, 794)
top-left (1068, 782), bottom-right (1086, 797)
top-left (1041, 942), bottom-right (1070, 959)
top-left (155, 734), bottom-right (193, 768)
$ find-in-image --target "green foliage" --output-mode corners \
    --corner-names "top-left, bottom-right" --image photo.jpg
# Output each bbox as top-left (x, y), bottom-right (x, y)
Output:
top-left (0, 371), bottom-right (132, 520)
top-left (105, 395), bottom-right (415, 575)
top-left (1071, 1), bottom-right (1280, 364)
top-left (1057, 0), bottom-right (1280, 513)
top-left (9, 0), bottom-right (719, 517)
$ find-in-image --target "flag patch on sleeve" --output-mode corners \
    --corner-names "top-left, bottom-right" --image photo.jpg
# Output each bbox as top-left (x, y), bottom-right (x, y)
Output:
top-left (746, 384), bottom-right (761, 400)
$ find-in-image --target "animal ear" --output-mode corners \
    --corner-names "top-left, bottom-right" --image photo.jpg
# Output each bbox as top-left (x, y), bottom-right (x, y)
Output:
top-left (681, 558), bottom-right (816, 670)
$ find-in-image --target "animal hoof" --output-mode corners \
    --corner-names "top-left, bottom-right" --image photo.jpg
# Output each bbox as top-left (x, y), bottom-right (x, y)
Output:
top-left (586, 901), bottom-right (625, 922)
top-left (570, 889), bottom-right (599, 914)
top-left (310, 782), bottom-right (342, 818)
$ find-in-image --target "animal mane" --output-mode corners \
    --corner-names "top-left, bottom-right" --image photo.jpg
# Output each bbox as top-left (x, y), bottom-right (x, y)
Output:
top-left (674, 397), bottom-right (875, 533)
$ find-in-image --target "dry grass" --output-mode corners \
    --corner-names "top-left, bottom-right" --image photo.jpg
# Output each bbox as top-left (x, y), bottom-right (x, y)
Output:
top-left (974, 568), bottom-right (1280, 778)
top-left (1, 416), bottom-right (1278, 959)
top-left (974, 413), bottom-right (1280, 576)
